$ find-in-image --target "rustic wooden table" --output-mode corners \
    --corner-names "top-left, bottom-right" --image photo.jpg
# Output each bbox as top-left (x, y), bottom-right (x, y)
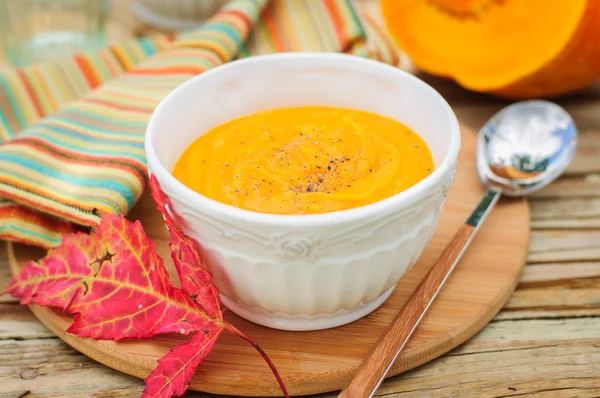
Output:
top-left (1, 1), bottom-right (600, 397)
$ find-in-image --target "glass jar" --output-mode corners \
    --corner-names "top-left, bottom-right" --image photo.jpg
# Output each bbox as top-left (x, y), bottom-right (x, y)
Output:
top-left (0, 0), bottom-right (107, 66)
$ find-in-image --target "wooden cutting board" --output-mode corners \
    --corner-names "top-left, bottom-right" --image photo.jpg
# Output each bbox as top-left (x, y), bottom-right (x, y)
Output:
top-left (8, 125), bottom-right (530, 397)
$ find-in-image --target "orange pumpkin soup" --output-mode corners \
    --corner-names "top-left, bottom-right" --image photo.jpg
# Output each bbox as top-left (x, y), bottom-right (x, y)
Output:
top-left (172, 106), bottom-right (434, 215)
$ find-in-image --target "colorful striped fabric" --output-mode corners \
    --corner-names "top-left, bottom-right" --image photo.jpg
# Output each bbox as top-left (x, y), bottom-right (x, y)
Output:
top-left (0, 35), bottom-right (173, 142)
top-left (0, 0), bottom-right (400, 248)
top-left (238, 0), bottom-right (399, 64)
top-left (0, 35), bottom-right (176, 245)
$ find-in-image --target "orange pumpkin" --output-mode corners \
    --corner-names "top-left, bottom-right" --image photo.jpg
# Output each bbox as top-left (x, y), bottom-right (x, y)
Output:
top-left (380, 0), bottom-right (600, 98)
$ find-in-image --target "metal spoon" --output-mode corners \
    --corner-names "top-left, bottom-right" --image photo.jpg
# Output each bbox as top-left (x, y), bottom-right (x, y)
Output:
top-left (339, 100), bottom-right (578, 398)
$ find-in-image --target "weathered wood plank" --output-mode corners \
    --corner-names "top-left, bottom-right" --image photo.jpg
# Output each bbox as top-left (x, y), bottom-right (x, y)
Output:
top-left (0, 263), bottom-right (9, 292)
top-left (527, 230), bottom-right (600, 263)
top-left (456, 317), bottom-right (600, 348)
top-left (530, 198), bottom-right (600, 229)
top-left (373, 318), bottom-right (600, 397)
top-left (567, 130), bottom-right (600, 175)
top-left (559, 99), bottom-right (600, 130)
top-left (0, 295), bottom-right (17, 304)
top-left (1, 319), bottom-right (598, 398)
top-left (519, 262), bottom-right (600, 287)
top-left (494, 307), bottom-right (600, 321)
top-left (0, 305), bottom-right (52, 341)
top-left (532, 217), bottom-right (600, 229)
top-left (307, 318), bottom-right (600, 398)
top-left (504, 286), bottom-right (600, 311)
top-left (0, 245), bottom-right (17, 304)
top-left (531, 175), bottom-right (600, 199)
top-left (0, 388), bottom-right (148, 398)
top-left (0, 339), bottom-right (145, 398)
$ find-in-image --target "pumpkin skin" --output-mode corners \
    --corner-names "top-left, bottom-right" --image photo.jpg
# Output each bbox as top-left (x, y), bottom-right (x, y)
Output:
top-left (380, 0), bottom-right (600, 99)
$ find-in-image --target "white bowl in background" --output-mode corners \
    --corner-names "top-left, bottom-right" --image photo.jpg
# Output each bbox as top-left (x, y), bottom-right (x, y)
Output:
top-left (131, 0), bottom-right (228, 31)
top-left (145, 53), bottom-right (460, 331)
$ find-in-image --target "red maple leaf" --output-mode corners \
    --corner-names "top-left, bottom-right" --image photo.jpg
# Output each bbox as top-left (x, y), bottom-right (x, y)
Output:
top-left (6, 215), bottom-right (213, 340)
top-left (3, 175), bottom-right (289, 398)
top-left (149, 175), bottom-right (222, 320)
top-left (143, 322), bottom-right (223, 398)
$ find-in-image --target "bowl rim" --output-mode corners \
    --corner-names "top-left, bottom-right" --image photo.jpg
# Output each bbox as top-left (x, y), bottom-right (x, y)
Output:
top-left (145, 52), bottom-right (461, 227)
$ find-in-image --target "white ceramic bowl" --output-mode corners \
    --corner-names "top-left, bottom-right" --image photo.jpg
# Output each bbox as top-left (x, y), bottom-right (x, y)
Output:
top-left (145, 53), bottom-right (460, 331)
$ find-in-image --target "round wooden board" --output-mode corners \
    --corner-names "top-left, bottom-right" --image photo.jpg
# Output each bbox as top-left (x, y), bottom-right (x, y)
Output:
top-left (9, 125), bottom-right (529, 397)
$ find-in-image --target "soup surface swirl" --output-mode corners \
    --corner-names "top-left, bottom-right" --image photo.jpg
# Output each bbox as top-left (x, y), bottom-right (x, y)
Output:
top-left (172, 106), bottom-right (434, 214)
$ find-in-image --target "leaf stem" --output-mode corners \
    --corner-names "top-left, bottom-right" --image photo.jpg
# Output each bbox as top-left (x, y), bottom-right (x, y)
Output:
top-left (225, 322), bottom-right (289, 398)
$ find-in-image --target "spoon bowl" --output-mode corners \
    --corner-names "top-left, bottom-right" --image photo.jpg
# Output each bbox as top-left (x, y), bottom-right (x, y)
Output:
top-left (477, 100), bottom-right (578, 196)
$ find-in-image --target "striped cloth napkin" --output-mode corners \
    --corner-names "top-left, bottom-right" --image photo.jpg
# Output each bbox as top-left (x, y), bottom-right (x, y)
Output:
top-left (0, 0), bottom-right (400, 248)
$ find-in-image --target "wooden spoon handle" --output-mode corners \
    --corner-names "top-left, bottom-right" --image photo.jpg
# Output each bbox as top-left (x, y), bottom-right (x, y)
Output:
top-left (339, 189), bottom-right (501, 398)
